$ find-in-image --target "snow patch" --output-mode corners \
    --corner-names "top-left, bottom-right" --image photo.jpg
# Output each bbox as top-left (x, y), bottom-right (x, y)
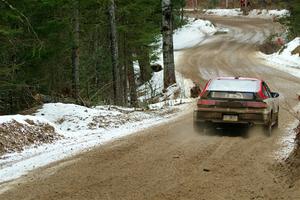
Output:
top-left (248, 9), bottom-right (290, 18)
top-left (35, 103), bottom-right (122, 132)
top-left (148, 98), bottom-right (193, 110)
top-left (0, 115), bottom-right (57, 129)
top-left (0, 102), bottom-right (192, 183)
top-left (138, 18), bottom-right (213, 102)
top-left (204, 9), bottom-right (290, 18)
top-left (204, 8), bottom-right (242, 16)
top-left (276, 104), bottom-right (300, 160)
top-left (258, 37), bottom-right (300, 78)
top-left (173, 19), bottom-right (217, 50)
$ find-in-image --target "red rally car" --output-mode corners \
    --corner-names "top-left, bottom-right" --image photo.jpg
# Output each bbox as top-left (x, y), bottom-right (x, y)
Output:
top-left (193, 77), bottom-right (280, 135)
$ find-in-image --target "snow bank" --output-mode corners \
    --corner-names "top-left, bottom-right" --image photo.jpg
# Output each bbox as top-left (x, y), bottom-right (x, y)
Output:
top-left (204, 9), bottom-right (290, 18)
top-left (0, 115), bottom-right (60, 155)
top-left (0, 115), bottom-right (55, 127)
top-left (275, 104), bottom-right (300, 160)
top-left (204, 8), bottom-right (242, 16)
top-left (248, 9), bottom-right (290, 18)
top-left (0, 102), bottom-right (192, 183)
top-left (35, 103), bottom-right (123, 132)
top-left (173, 19), bottom-right (217, 50)
top-left (148, 98), bottom-right (193, 110)
top-left (259, 37), bottom-right (300, 78)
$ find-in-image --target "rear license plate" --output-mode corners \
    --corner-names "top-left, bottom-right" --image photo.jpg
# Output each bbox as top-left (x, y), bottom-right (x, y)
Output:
top-left (223, 115), bottom-right (238, 122)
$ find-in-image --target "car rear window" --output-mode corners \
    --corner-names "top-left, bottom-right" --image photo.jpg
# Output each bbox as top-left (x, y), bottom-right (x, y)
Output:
top-left (209, 91), bottom-right (255, 100)
top-left (208, 79), bottom-right (260, 92)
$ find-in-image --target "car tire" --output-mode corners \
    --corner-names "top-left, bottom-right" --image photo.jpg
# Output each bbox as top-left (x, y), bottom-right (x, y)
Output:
top-left (264, 113), bottom-right (273, 136)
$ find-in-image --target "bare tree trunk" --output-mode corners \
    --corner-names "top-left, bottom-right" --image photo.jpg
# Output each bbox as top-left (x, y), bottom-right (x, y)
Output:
top-left (123, 63), bottom-right (128, 105)
top-left (72, 0), bottom-right (80, 101)
top-left (137, 47), bottom-right (151, 83)
top-left (127, 53), bottom-right (138, 107)
top-left (109, 0), bottom-right (122, 105)
top-left (122, 33), bottom-right (128, 105)
top-left (181, 6), bottom-right (184, 24)
top-left (162, 0), bottom-right (176, 89)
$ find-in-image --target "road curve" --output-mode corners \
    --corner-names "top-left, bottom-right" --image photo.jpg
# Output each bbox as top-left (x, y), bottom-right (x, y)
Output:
top-left (1, 16), bottom-right (300, 200)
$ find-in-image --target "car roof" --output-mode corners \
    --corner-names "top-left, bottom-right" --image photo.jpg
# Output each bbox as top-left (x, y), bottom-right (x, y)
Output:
top-left (207, 77), bottom-right (262, 92)
top-left (214, 77), bottom-right (261, 81)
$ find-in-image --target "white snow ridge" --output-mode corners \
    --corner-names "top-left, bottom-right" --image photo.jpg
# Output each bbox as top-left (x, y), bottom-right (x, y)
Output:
top-left (259, 37), bottom-right (300, 78)
top-left (0, 102), bottom-right (191, 183)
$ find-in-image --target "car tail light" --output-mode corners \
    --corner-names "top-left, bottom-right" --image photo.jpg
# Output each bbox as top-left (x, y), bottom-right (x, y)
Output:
top-left (244, 101), bottom-right (267, 108)
top-left (197, 99), bottom-right (217, 106)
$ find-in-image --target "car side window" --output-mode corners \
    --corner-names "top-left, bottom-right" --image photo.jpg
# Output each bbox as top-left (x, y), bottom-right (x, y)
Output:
top-left (262, 86), bottom-right (269, 98)
top-left (264, 83), bottom-right (272, 96)
top-left (262, 82), bottom-right (271, 98)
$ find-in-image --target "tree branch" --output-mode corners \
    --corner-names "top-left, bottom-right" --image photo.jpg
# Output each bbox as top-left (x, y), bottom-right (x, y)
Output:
top-left (1, 0), bottom-right (42, 48)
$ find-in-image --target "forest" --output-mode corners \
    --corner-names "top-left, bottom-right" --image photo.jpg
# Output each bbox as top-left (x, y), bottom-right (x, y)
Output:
top-left (0, 0), bottom-right (299, 115)
top-left (0, 0), bottom-right (185, 114)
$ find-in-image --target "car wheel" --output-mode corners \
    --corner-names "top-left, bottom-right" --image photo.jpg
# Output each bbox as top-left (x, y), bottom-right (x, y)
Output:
top-left (264, 113), bottom-right (273, 136)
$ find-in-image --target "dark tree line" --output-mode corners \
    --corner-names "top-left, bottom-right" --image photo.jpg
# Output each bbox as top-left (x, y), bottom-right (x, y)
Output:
top-left (287, 0), bottom-right (300, 37)
top-left (0, 0), bottom-right (185, 114)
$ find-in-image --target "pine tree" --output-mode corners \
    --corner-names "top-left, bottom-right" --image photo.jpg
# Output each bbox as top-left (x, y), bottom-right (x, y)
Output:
top-left (109, 0), bottom-right (123, 105)
top-left (0, 0), bottom-right (185, 113)
top-left (72, 0), bottom-right (80, 101)
top-left (289, 0), bottom-right (300, 36)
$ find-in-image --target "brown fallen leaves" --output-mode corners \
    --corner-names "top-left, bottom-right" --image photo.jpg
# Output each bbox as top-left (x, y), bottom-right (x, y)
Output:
top-left (0, 120), bottom-right (61, 156)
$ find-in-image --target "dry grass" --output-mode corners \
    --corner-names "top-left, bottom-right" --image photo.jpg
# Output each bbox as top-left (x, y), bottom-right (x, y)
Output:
top-left (291, 46), bottom-right (300, 57)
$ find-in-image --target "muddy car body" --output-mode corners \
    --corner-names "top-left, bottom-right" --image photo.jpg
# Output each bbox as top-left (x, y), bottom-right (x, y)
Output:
top-left (193, 77), bottom-right (279, 135)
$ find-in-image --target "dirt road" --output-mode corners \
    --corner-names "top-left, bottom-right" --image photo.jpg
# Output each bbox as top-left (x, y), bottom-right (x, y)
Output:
top-left (1, 17), bottom-right (300, 200)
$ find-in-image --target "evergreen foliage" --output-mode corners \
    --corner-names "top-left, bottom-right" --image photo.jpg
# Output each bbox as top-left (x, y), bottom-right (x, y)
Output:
top-left (289, 0), bottom-right (300, 36)
top-left (0, 0), bottom-right (185, 114)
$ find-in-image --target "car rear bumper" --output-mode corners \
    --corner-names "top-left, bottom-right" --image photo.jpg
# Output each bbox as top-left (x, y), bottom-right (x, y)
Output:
top-left (193, 107), bottom-right (270, 125)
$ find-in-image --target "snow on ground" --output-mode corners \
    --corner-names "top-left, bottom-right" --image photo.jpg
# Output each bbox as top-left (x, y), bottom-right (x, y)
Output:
top-left (0, 115), bottom-right (56, 128)
top-left (35, 103), bottom-right (123, 132)
top-left (0, 115), bottom-right (60, 155)
top-left (148, 98), bottom-right (193, 110)
top-left (258, 37), bottom-right (300, 78)
top-left (204, 8), bottom-right (242, 16)
top-left (248, 9), bottom-right (290, 18)
top-left (1, 17), bottom-right (213, 184)
top-left (258, 37), bottom-right (300, 159)
top-left (138, 51), bottom-right (194, 103)
top-left (173, 19), bottom-right (217, 50)
top-left (203, 8), bottom-right (290, 18)
top-left (183, 8), bottom-right (197, 12)
top-left (0, 102), bottom-right (192, 183)
top-left (276, 104), bottom-right (300, 160)
top-left (138, 18), bottom-right (216, 102)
